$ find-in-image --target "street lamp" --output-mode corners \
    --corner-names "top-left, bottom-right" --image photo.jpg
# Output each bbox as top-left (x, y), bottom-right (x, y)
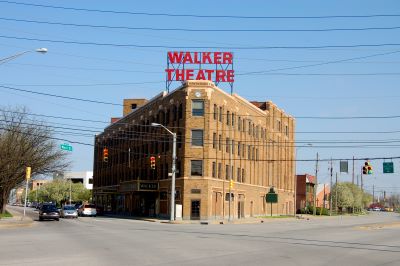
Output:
top-left (0, 48), bottom-right (48, 65)
top-left (151, 122), bottom-right (177, 222)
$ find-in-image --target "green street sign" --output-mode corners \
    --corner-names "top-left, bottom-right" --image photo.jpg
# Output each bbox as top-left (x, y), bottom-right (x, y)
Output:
top-left (383, 162), bottom-right (394, 174)
top-left (60, 143), bottom-right (73, 152)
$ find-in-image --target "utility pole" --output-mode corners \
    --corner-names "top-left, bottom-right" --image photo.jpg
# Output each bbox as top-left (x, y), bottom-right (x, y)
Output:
top-left (69, 178), bottom-right (72, 205)
top-left (329, 158), bottom-right (333, 216)
top-left (373, 184), bottom-right (375, 203)
top-left (335, 172), bottom-right (338, 214)
top-left (352, 156), bottom-right (355, 184)
top-left (313, 152), bottom-right (319, 216)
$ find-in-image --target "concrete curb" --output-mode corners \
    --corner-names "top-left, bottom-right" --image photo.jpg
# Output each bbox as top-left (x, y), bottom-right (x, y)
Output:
top-left (0, 208), bottom-right (34, 229)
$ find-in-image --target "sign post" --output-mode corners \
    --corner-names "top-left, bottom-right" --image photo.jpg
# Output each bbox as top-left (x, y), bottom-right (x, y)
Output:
top-left (266, 187), bottom-right (278, 217)
top-left (23, 167), bottom-right (31, 217)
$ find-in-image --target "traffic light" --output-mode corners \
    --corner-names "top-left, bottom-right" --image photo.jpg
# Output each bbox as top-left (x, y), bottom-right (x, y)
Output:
top-left (363, 161), bottom-right (373, 175)
top-left (103, 148), bottom-right (109, 162)
top-left (362, 164), bottom-right (367, 175)
top-left (150, 156), bottom-right (156, 169)
top-left (366, 161), bottom-right (373, 174)
top-left (229, 179), bottom-right (234, 189)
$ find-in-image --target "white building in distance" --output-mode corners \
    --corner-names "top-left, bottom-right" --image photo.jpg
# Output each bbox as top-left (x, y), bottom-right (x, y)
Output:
top-left (54, 171), bottom-right (93, 190)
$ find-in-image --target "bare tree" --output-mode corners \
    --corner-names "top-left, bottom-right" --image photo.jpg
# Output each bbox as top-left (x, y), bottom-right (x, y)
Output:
top-left (0, 107), bottom-right (70, 213)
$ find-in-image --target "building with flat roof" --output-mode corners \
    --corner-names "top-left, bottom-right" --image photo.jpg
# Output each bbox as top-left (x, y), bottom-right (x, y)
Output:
top-left (54, 171), bottom-right (93, 190)
top-left (93, 80), bottom-right (295, 220)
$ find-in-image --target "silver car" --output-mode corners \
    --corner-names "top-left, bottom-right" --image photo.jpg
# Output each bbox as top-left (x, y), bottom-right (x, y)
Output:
top-left (60, 205), bottom-right (78, 218)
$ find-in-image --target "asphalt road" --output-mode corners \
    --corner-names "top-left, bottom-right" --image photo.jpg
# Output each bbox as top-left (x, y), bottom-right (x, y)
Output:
top-left (1, 206), bottom-right (400, 266)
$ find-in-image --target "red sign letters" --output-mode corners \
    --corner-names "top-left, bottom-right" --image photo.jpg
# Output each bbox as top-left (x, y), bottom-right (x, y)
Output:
top-left (165, 51), bottom-right (234, 83)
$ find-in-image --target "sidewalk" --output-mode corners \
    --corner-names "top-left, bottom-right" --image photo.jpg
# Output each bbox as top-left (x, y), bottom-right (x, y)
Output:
top-left (0, 207), bottom-right (34, 229)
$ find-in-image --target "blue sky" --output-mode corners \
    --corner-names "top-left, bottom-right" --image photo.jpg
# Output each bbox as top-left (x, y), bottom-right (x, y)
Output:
top-left (1, 0), bottom-right (400, 196)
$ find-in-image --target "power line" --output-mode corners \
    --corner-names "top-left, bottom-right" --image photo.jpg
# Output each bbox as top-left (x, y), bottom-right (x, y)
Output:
top-left (0, 85), bottom-right (123, 106)
top-left (1, 1), bottom-right (400, 20)
top-left (3, 126), bottom-right (400, 161)
top-left (3, 17), bottom-right (400, 33)
top-left (2, 35), bottom-right (400, 50)
top-left (239, 50), bottom-right (400, 75)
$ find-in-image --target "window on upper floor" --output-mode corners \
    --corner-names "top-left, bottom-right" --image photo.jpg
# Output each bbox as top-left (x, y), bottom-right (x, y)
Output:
top-left (213, 133), bottom-right (217, 149)
top-left (213, 104), bottom-right (218, 120)
top-left (191, 160), bottom-right (203, 176)
top-left (192, 100), bottom-right (204, 116)
top-left (191, 130), bottom-right (203, 146)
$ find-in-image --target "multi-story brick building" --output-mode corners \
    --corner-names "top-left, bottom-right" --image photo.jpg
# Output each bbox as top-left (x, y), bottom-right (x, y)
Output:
top-left (93, 80), bottom-right (295, 220)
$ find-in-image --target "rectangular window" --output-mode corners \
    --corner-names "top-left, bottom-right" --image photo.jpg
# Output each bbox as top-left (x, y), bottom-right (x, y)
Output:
top-left (242, 143), bottom-right (245, 157)
top-left (219, 134), bottom-right (222, 151)
top-left (238, 116), bottom-right (241, 131)
top-left (285, 125), bottom-right (289, 136)
top-left (227, 111), bottom-right (230, 125)
top-left (213, 133), bottom-right (217, 149)
top-left (226, 138), bottom-right (230, 153)
top-left (213, 104), bottom-right (217, 120)
top-left (219, 106), bottom-right (223, 122)
top-left (225, 165), bottom-right (229, 180)
top-left (242, 169), bottom-right (245, 183)
top-left (212, 162), bottom-right (216, 178)
top-left (248, 121), bottom-right (251, 135)
top-left (237, 168), bottom-right (241, 182)
top-left (191, 160), bottom-right (203, 176)
top-left (238, 141), bottom-right (241, 156)
top-left (218, 163), bottom-right (222, 179)
top-left (191, 130), bottom-right (203, 146)
top-left (192, 100), bottom-right (204, 116)
top-left (248, 145), bottom-right (251, 160)
top-left (232, 140), bottom-right (235, 155)
top-left (232, 113), bottom-right (235, 127)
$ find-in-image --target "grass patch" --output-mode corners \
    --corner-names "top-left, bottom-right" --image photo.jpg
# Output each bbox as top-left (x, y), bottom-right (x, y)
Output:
top-left (0, 210), bottom-right (13, 218)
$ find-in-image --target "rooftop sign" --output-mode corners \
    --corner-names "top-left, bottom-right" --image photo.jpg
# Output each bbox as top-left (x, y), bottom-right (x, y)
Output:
top-left (165, 51), bottom-right (234, 93)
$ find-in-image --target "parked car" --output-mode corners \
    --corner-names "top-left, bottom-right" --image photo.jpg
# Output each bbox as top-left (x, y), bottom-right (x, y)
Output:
top-left (39, 204), bottom-right (60, 221)
top-left (78, 204), bottom-right (97, 217)
top-left (60, 205), bottom-right (78, 219)
top-left (373, 207), bottom-right (381, 211)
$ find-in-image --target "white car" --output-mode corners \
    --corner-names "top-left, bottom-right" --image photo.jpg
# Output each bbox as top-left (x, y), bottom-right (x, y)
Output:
top-left (78, 204), bottom-right (97, 217)
top-left (373, 207), bottom-right (381, 211)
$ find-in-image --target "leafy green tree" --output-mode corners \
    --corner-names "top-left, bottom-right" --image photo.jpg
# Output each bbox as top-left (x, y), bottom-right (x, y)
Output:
top-left (331, 182), bottom-right (353, 211)
top-left (28, 179), bottom-right (91, 205)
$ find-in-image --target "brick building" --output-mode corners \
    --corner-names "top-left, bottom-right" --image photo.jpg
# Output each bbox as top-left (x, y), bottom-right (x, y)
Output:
top-left (296, 174), bottom-right (316, 213)
top-left (93, 80), bottom-right (295, 220)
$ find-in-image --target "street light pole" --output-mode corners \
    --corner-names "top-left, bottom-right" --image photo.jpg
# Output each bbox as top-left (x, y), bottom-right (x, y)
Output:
top-left (0, 48), bottom-right (48, 65)
top-left (69, 178), bottom-right (72, 205)
top-left (151, 123), bottom-right (176, 222)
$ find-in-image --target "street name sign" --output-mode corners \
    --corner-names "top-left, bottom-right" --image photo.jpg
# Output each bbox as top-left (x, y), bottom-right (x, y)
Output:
top-left (60, 143), bottom-right (73, 152)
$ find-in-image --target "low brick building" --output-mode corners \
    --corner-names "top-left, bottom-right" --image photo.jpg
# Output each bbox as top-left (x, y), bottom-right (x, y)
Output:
top-left (93, 81), bottom-right (295, 220)
top-left (296, 174), bottom-right (315, 213)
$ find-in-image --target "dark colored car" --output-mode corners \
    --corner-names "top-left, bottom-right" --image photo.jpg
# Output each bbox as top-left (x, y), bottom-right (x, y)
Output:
top-left (39, 204), bottom-right (60, 221)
